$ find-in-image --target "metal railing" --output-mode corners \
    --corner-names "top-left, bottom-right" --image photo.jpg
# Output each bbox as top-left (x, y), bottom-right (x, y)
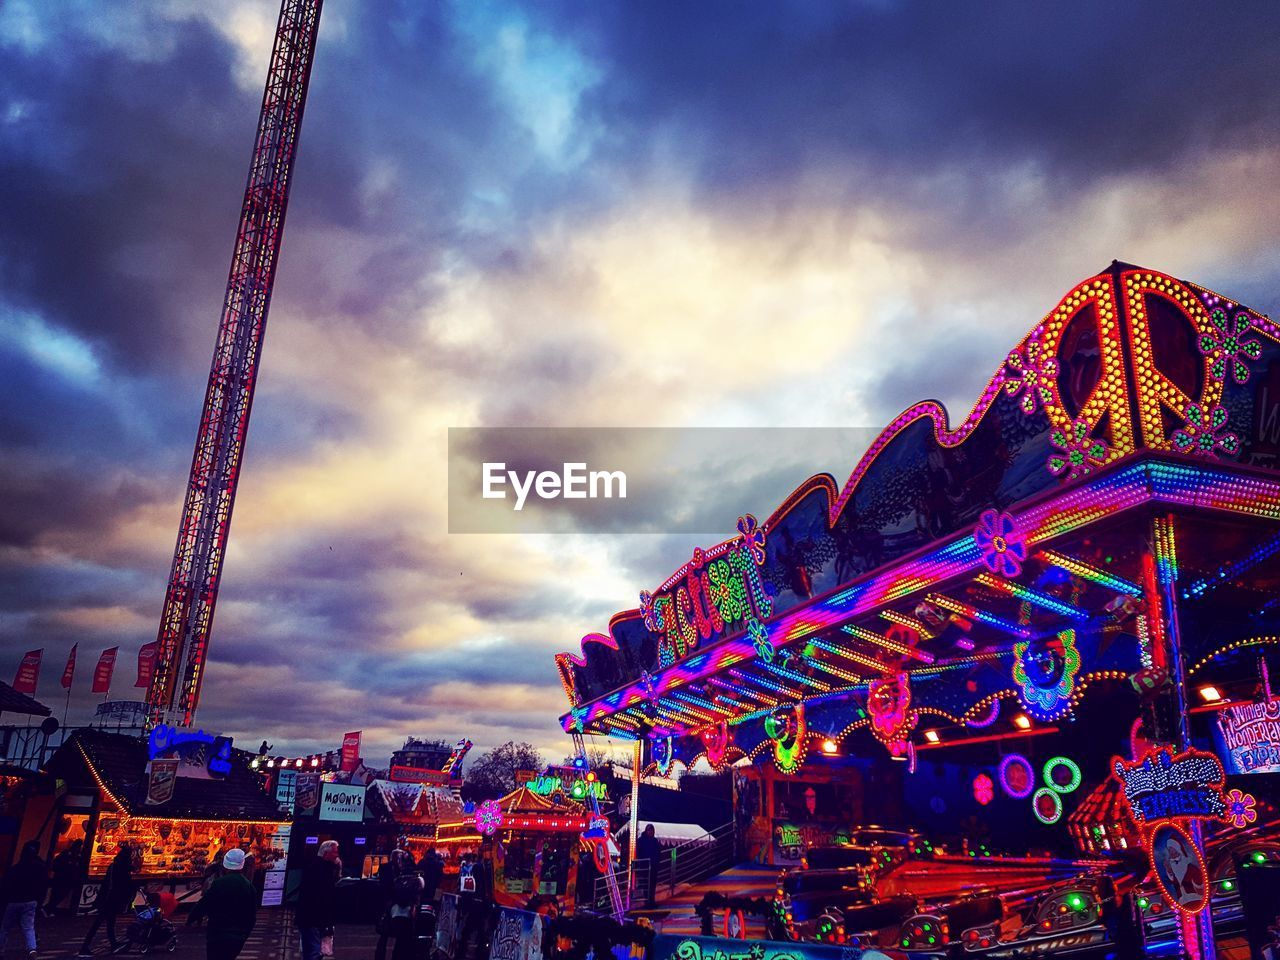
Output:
top-left (594, 821), bottom-right (736, 911)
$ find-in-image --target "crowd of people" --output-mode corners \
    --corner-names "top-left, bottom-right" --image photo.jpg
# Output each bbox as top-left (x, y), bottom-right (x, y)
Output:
top-left (0, 836), bottom-right (496, 960)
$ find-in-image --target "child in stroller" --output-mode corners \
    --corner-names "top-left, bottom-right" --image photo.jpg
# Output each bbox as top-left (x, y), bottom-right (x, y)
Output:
top-left (125, 890), bottom-right (178, 953)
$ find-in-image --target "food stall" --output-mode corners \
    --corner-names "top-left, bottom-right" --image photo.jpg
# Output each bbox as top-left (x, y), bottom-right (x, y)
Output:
top-left (436, 785), bottom-right (590, 907)
top-left (43, 728), bottom-right (288, 901)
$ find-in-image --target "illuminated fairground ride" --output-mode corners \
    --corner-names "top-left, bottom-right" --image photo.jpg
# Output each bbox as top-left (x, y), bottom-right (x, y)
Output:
top-left (555, 264), bottom-right (1280, 957)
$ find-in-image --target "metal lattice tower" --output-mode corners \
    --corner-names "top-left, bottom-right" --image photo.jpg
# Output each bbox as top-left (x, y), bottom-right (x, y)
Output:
top-left (147, 0), bottom-right (324, 729)
top-left (573, 732), bottom-right (627, 920)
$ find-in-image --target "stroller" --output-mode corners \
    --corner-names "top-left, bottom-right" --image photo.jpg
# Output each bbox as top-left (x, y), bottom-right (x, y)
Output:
top-left (125, 902), bottom-right (179, 953)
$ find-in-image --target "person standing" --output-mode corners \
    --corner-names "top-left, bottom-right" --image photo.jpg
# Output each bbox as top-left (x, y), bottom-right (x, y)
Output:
top-left (636, 824), bottom-right (662, 906)
top-left (419, 850), bottom-right (444, 906)
top-left (78, 844), bottom-right (137, 956)
top-left (0, 841), bottom-right (48, 958)
top-left (189, 849), bottom-right (257, 960)
top-left (295, 841), bottom-right (340, 960)
top-left (45, 840), bottom-right (82, 917)
top-left (385, 850), bottom-right (422, 960)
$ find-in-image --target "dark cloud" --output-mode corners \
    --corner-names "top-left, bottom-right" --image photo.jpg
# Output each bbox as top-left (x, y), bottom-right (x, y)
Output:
top-left (3, 0), bottom-right (1280, 763)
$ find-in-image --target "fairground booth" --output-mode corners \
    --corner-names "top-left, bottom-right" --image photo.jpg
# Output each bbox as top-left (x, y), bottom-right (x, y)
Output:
top-left (556, 265), bottom-right (1280, 958)
top-left (436, 784), bottom-right (591, 908)
top-left (43, 728), bottom-right (288, 903)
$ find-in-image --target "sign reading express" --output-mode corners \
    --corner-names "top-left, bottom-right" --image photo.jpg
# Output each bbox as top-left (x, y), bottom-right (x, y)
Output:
top-left (319, 783), bottom-right (366, 822)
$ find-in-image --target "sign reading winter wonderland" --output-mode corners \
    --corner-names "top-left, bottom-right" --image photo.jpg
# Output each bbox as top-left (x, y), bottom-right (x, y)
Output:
top-left (1214, 698), bottom-right (1280, 774)
top-left (649, 935), bottom-right (894, 960)
top-left (1112, 747), bottom-right (1227, 824)
top-left (487, 908), bottom-right (546, 960)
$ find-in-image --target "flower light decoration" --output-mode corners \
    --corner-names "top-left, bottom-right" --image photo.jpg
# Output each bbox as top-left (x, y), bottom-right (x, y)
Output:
top-left (973, 773), bottom-right (994, 806)
top-left (1012, 629), bottom-right (1082, 721)
top-left (1199, 307), bottom-right (1262, 384)
top-left (737, 513), bottom-right (767, 565)
top-left (1004, 338), bottom-right (1059, 414)
top-left (868, 672), bottom-right (918, 756)
top-left (475, 799), bottom-right (503, 836)
top-left (1225, 788), bottom-right (1257, 829)
top-left (1047, 419), bottom-right (1108, 480)
top-left (764, 703), bottom-right (807, 775)
top-left (701, 722), bottom-right (732, 770)
top-left (1171, 403), bottom-right (1239, 459)
top-left (974, 509), bottom-right (1027, 578)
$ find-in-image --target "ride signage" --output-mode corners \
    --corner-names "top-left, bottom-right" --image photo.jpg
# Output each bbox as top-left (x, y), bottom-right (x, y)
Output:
top-left (1112, 747), bottom-right (1227, 825)
top-left (1214, 697), bottom-right (1280, 774)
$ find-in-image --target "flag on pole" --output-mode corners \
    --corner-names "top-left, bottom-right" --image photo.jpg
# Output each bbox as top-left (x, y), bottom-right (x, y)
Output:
top-left (135, 641), bottom-right (159, 688)
top-left (92, 647), bottom-right (119, 695)
top-left (340, 731), bottom-right (362, 772)
top-left (61, 644), bottom-right (77, 689)
top-left (13, 649), bottom-right (42, 694)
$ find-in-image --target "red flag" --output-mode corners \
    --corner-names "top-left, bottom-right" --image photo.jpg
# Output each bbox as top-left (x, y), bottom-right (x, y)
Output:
top-left (13, 649), bottom-right (42, 694)
top-left (61, 644), bottom-right (77, 689)
top-left (340, 731), bottom-right (361, 772)
top-left (135, 641), bottom-right (159, 688)
top-left (92, 647), bottom-right (119, 695)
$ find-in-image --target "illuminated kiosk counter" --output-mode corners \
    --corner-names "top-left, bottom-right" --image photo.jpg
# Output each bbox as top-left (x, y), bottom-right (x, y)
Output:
top-left (44, 729), bottom-right (288, 890)
top-left (554, 265), bottom-right (1280, 957)
top-left (436, 785), bottom-right (590, 908)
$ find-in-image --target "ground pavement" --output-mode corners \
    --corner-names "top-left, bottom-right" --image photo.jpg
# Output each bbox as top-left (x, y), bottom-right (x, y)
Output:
top-left (22, 909), bottom-right (381, 960)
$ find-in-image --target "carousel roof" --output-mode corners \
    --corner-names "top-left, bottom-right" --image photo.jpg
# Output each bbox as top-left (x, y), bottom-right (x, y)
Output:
top-left (553, 264), bottom-right (1280, 770)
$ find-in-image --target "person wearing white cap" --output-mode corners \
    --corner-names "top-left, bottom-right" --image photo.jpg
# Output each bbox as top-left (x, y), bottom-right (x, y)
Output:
top-left (188, 848), bottom-right (257, 960)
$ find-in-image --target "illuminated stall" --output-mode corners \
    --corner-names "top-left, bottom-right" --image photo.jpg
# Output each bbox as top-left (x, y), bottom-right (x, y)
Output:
top-left (44, 728), bottom-right (288, 888)
top-left (436, 785), bottom-right (590, 908)
top-left (554, 264), bottom-right (1280, 956)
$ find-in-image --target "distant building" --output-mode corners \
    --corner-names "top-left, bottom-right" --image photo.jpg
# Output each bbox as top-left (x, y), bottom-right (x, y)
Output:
top-left (389, 737), bottom-right (452, 771)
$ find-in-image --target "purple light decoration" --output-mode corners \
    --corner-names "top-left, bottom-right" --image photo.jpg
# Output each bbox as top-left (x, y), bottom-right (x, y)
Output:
top-left (975, 509), bottom-right (1027, 577)
top-left (966, 699), bottom-right (1001, 729)
top-left (999, 754), bottom-right (1035, 799)
top-left (475, 799), bottom-right (503, 836)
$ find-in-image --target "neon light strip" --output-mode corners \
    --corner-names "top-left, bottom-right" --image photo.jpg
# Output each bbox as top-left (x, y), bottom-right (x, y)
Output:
top-left (974, 573), bottom-right (1089, 620)
top-left (729, 668), bottom-right (802, 697)
top-left (804, 637), bottom-right (889, 672)
top-left (926, 594), bottom-right (1032, 638)
top-left (706, 676), bottom-right (779, 707)
top-left (564, 458), bottom-right (1280, 732)
top-left (879, 610), bottom-right (936, 639)
top-left (1037, 549), bottom-right (1142, 595)
top-left (1183, 530), bottom-right (1280, 599)
top-left (762, 661), bottom-right (833, 693)
top-left (842, 624), bottom-right (936, 663)
top-left (805, 658), bottom-right (864, 685)
top-left (668, 691), bottom-right (732, 717)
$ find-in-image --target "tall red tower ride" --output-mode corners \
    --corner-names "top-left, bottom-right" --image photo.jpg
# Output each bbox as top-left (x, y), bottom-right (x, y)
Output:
top-left (147, 0), bottom-right (324, 728)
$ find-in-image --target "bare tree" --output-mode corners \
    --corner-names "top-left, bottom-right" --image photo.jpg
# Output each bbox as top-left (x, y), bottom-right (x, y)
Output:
top-left (461, 741), bottom-right (544, 801)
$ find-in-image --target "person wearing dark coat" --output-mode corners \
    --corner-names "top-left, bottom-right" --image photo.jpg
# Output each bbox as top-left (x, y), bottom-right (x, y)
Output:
top-left (45, 840), bottom-right (82, 916)
top-left (419, 850), bottom-right (444, 904)
top-left (636, 824), bottom-right (662, 905)
top-left (0, 841), bottom-right (48, 957)
top-left (78, 844), bottom-right (137, 956)
top-left (189, 849), bottom-right (257, 960)
top-left (295, 841), bottom-right (340, 960)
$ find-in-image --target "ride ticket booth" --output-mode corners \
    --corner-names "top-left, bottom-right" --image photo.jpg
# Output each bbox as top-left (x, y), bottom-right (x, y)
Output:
top-left (436, 785), bottom-right (589, 909)
top-left (553, 265), bottom-right (1280, 958)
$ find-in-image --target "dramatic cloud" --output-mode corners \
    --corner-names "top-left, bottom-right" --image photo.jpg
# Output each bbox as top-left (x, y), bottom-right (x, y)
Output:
top-left (2, 0), bottom-right (1279, 764)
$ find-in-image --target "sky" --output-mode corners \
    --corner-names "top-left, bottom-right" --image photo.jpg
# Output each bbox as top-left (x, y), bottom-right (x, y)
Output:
top-left (1, 0), bottom-right (1279, 765)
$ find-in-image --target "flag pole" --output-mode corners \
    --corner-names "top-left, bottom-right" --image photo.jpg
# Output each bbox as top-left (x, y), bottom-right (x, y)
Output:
top-left (62, 685), bottom-right (71, 730)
